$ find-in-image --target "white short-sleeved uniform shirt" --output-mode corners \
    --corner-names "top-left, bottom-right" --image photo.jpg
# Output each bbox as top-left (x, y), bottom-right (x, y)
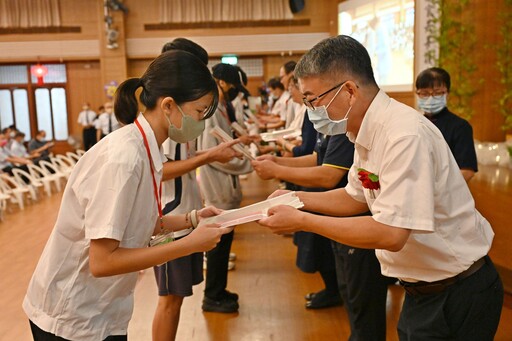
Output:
top-left (23, 114), bottom-right (165, 340)
top-left (161, 138), bottom-right (203, 216)
top-left (270, 91), bottom-right (291, 121)
top-left (0, 146), bottom-right (13, 168)
top-left (286, 103), bottom-right (306, 131)
top-left (345, 90), bottom-right (494, 282)
top-left (9, 140), bottom-right (29, 157)
top-left (77, 110), bottom-right (97, 127)
top-left (96, 112), bottom-right (121, 135)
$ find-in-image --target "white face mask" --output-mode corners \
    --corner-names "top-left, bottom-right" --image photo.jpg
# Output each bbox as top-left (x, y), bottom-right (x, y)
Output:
top-left (418, 94), bottom-right (447, 115)
top-left (306, 84), bottom-right (352, 136)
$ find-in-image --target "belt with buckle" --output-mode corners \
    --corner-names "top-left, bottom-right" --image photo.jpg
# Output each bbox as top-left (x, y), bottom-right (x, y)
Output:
top-left (399, 256), bottom-right (486, 296)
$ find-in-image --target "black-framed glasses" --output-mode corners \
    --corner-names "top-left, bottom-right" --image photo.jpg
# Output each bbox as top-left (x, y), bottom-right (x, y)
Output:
top-left (303, 81), bottom-right (346, 110)
top-left (416, 89), bottom-right (447, 99)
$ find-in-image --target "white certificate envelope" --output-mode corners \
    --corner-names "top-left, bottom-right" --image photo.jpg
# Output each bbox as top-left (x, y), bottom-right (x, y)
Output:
top-left (210, 126), bottom-right (255, 160)
top-left (231, 122), bottom-right (248, 136)
top-left (201, 191), bottom-right (304, 228)
top-left (260, 128), bottom-right (301, 142)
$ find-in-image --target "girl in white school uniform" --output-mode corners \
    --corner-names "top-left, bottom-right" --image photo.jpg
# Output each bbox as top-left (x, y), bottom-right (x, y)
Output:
top-left (23, 50), bottom-right (231, 341)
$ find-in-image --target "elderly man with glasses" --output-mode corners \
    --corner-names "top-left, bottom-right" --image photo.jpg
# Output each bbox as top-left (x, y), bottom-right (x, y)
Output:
top-left (258, 35), bottom-right (503, 341)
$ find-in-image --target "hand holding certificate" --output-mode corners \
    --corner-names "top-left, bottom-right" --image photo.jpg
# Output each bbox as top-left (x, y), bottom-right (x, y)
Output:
top-left (260, 128), bottom-right (301, 142)
top-left (200, 191), bottom-right (304, 228)
top-left (210, 126), bottom-right (255, 160)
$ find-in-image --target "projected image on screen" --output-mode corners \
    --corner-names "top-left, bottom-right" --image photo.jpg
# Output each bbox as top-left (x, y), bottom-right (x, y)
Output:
top-left (338, 0), bottom-right (414, 91)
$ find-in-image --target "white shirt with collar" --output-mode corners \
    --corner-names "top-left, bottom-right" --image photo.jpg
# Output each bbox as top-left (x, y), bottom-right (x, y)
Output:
top-left (95, 112), bottom-right (120, 135)
top-left (9, 139), bottom-right (29, 158)
top-left (0, 147), bottom-right (13, 169)
top-left (23, 114), bottom-right (166, 340)
top-left (77, 109), bottom-right (97, 127)
top-left (270, 91), bottom-right (291, 121)
top-left (345, 90), bottom-right (493, 283)
top-left (161, 138), bottom-right (203, 215)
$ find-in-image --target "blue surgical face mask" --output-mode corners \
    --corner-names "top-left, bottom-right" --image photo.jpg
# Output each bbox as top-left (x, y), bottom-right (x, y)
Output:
top-left (306, 84), bottom-right (352, 135)
top-left (418, 94), bottom-right (447, 115)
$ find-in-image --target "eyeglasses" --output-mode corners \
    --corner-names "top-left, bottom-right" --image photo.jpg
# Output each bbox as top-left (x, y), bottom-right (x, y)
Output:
top-left (303, 81), bottom-right (346, 110)
top-left (416, 89), bottom-right (447, 99)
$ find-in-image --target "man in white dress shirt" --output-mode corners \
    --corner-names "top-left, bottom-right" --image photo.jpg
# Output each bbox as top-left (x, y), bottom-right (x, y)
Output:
top-left (77, 102), bottom-right (97, 150)
top-left (96, 101), bottom-right (120, 140)
top-left (259, 35), bottom-right (503, 340)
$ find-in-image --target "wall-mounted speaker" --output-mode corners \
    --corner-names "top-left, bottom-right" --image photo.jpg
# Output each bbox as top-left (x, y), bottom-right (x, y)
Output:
top-left (289, 0), bottom-right (305, 14)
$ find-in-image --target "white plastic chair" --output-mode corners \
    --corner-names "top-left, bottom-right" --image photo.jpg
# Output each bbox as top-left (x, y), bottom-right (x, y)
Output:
top-left (27, 164), bottom-right (54, 197)
top-left (50, 156), bottom-right (73, 179)
top-left (75, 149), bottom-right (85, 157)
top-left (66, 151), bottom-right (81, 164)
top-left (0, 181), bottom-right (12, 220)
top-left (0, 174), bottom-right (30, 210)
top-left (11, 168), bottom-right (42, 201)
top-left (39, 160), bottom-right (66, 191)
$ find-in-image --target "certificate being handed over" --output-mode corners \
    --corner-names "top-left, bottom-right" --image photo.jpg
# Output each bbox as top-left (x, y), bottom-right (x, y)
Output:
top-left (201, 192), bottom-right (304, 228)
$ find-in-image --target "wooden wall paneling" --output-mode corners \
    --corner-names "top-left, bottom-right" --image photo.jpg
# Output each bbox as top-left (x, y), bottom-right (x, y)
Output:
top-left (98, 7), bottom-right (128, 91)
top-left (123, 0), bottom-right (334, 39)
top-left (127, 59), bottom-right (151, 79)
top-left (388, 92), bottom-right (415, 108)
top-left (66, 61), bottom-right (103, 141)
top-left (468, 0), bottom-right (506, 142)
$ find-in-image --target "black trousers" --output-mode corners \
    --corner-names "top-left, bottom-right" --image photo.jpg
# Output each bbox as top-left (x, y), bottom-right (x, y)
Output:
top-left (29, 320), bottom-right (127, 341)
top-left (331, 242), bottom-right (390, 341)
top-left (204, 229), bottom-right (234, 300)
top-left (83, 127), bottom-right (97, 151)
top-left (397, 256), bottom-right (503, 341)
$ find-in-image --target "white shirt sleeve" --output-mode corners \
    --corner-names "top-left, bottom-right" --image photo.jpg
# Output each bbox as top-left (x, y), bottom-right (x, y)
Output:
top-left (75, 160), bottom-right (142, 241)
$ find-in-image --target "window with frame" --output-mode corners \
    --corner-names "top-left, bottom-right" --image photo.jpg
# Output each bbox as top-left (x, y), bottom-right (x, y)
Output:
top-left (0, 63), bottom-right (69, 141)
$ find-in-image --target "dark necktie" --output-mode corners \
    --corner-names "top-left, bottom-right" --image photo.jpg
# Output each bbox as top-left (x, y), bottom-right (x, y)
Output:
top-left (108, 114), bottom-right (112, 133)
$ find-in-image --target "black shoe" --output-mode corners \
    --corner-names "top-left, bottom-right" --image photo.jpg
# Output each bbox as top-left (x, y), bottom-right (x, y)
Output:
top-left (304, 289), bottom-right (325, 301)
top-left (222, 290), bottom-right (239, 301)
top-left (305, 291), bottom-right (343, 309)
top-left (202, 296), bottom-right (239, 313)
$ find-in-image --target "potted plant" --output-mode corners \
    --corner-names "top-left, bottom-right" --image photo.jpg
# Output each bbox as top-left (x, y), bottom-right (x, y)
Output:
top-left (424, 0), bottom-right (477, 121)
top-left (496, 0), bottom-right (512, 131)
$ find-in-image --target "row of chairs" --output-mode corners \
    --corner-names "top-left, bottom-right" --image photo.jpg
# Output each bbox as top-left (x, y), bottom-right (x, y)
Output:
top-left (0, 150), bottom-right (84, 220)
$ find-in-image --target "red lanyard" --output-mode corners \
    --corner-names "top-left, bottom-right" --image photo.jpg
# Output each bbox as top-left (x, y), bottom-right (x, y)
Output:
top-left (135, 119), bottom-right (163, 231)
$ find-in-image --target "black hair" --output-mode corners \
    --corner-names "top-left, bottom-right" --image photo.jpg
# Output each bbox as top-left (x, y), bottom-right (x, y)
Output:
top-left (295, 35), bottom-right (377, 87)
top-left (114, 50), bottom-right (218, 125)
top-left (415, 67), bottom-right (451, 92)
top-left (268, 77), bottom-right (285, 90)
top-left (161, 38), bottom-right (209, 65)
top-left (283, 61), bottom-right (297, 75)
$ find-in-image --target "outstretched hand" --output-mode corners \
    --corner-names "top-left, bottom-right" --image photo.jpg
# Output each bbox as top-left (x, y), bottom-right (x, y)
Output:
top-left (207, 140), bottom-right (242, 163)
top-left (197, 206), bottom-right (223, 219)
top-left (267, 189), bottom-right (291, 199)
top-left (251, 159), bottom-right (278, 180)
top-left (186, 223), bottom-right (232, 252)
top-left (258, 205), bottom-right (303, 235)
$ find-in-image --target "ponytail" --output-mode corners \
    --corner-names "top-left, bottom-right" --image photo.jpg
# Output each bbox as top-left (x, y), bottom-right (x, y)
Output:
top-left (114, 78), bottom-right (142, 125)
top-left (115, 50), bottom-right (218, 125)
